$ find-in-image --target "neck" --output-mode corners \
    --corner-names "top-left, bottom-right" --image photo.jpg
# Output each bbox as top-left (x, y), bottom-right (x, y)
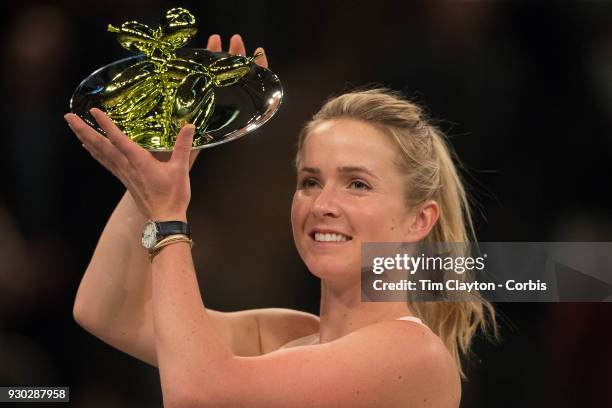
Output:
top-left (317, 278), bottom-right (414, 344)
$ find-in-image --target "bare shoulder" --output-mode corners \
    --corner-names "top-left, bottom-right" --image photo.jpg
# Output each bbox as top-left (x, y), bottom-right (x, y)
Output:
top-left (255, 308), bottom-right (320, 354)
top-left (360, 320), bottom-right (461, 407)
top-left (224, 318), bottom-right (461, 407)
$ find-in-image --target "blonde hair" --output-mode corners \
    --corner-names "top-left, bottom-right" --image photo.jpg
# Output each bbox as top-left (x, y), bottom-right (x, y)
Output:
top-left (296, 88), bottom-right (497, 377)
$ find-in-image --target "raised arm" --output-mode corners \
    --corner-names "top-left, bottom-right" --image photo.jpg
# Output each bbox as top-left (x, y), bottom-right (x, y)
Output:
top-left (71, 34), bottom-right (269, 367)
top-left (72, 188), bottom-right (157, 365)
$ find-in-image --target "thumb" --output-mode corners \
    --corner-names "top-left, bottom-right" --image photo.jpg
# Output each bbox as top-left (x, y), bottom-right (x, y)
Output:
top-left (171, 124), bottom-right (195, 168)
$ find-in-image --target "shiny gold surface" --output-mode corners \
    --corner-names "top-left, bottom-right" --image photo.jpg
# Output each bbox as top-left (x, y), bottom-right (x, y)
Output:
top-left (100, 8), bottom-right (262, 149)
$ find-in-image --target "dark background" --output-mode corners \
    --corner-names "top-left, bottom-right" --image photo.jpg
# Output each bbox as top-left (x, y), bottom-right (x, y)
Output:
top-left (1, 1), bottom-right (611, 407)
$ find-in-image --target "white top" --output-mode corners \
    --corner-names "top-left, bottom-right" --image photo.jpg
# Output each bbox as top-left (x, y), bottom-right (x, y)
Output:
top-left (395, 316), bottom-right (427, 327)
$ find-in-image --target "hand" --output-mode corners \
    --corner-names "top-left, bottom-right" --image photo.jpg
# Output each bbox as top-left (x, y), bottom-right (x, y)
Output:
top-left (65, 108), bottom-right (193, 222)
top-left (206, 33), bottom-right (269, 68)
top-left (152, 148), bottom-right (200, 170)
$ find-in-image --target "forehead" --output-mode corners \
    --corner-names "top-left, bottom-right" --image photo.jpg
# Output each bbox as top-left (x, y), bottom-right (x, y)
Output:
top-left (300, 118), bottom-right (400, 168)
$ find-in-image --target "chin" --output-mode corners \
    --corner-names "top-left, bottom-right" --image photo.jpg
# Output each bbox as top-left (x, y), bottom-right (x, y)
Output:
top-left (305, 257), bottom-right (359, 282)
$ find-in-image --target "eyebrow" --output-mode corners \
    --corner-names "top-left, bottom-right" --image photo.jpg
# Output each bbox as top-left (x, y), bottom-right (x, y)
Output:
top-left (299, 166), bottom-right (380, 180)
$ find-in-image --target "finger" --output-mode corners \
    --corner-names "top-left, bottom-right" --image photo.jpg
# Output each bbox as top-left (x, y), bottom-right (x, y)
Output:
top-left (171, 125), bottom-right (195, 170)
top-left (254, 47), bottom-right (268, 68)
top-left (83, 140), bottom-right (140, 194)
top-left (229, 34), bottom-right (246, 56)
top-left (80, 139), bottom-right (126, 181)
top-left (65, 113), bottom-right (129, 171)
top-left (206, 34), bottom-right (222, 52)
top-left (89, 108), bottom-right (148, 166)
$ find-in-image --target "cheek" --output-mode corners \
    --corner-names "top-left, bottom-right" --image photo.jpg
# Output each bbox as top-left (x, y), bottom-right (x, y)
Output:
top-left (290, 194), bottom-right (311, 259)
top-left (356, 202), bottom-right (408, 240)
top-left (386, 209), bottom-right (411, 240)
top-left (290, 193), bottom-right (307, 231)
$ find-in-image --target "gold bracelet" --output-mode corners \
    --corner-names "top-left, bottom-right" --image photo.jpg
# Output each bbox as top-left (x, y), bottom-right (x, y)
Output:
top-left (153, 234), bottom-right (193, 250)
top-left (149, 234), bottom-right (194, 262)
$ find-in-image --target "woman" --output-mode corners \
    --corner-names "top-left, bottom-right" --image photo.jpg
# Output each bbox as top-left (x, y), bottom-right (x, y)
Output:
top-left (68, 34), bottom-right (494, 407)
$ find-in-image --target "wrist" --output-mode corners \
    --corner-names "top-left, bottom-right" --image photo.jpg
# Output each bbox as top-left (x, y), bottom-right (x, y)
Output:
top-left (149, 235), bottom-right (194, 262)
top-left (141, 219), bottom-right (191, 252)
top-left (150, 213), bottom-right (188, 223)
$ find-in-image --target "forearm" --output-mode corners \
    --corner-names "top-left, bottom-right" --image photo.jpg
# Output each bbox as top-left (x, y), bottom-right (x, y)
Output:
top-left (74, 150), bottom-right (200, 328)
top-left (151, 242), bottom-right (234, 405)
top-left (74, 189), bottom-right (151, 330)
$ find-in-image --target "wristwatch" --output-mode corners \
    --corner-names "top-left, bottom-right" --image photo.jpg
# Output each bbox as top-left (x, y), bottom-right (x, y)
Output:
top-left (141, 220), bottom-right (191, 251)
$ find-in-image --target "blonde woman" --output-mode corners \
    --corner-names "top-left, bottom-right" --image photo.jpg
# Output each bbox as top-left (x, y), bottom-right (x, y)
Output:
top-left (68, 34), bottom-right (494, 407)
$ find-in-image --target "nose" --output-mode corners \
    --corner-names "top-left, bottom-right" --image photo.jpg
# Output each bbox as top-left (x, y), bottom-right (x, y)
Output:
top-left (311, 184), bottom-right (341, 218)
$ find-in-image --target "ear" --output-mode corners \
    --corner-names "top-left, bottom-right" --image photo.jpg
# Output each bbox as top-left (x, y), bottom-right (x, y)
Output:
top-left (403, 200), bottom-right (440, 242)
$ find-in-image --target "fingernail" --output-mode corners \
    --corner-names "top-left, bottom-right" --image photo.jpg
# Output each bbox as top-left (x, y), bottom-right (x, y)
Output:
top-left (64, 114), bottom-right (71, 124)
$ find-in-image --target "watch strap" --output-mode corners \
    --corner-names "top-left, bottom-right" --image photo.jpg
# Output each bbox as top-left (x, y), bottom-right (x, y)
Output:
top-left (155, 221), bottom-right (191, 238)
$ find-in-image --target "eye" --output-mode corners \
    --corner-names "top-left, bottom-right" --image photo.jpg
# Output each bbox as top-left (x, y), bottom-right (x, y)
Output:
top-left (349, 180), bottom-right (371, 190)
top-left (299, 178), bottom-right (320, 189)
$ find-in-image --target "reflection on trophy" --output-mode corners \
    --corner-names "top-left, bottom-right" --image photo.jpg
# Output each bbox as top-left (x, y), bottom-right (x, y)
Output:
top-left (70, 8), bottom-right (283, 151)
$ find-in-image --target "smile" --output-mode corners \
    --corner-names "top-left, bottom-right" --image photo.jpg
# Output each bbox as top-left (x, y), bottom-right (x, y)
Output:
top-left (310, 231), bottom-right (353, 242)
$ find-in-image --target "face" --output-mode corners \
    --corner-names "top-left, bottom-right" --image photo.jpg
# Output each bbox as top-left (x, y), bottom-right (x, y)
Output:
top-left (291, 118), bottom-right (415, 282)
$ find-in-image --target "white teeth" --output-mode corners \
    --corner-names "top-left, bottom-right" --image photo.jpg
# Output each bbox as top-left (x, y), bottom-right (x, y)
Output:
top-left (314, 232), bottom-right (349, 242)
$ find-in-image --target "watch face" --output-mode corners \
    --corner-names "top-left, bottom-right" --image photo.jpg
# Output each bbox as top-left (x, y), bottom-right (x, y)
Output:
top-left (141, 222), bottom-right (158, 250)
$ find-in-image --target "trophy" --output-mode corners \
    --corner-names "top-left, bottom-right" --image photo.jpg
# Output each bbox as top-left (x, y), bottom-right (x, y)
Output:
top-left (70, 8), bottom-right (283, 150)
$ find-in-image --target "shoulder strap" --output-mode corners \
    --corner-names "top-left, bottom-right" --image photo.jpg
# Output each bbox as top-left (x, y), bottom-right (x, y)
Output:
top-left (395, 316), bottom-right (427, 327)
